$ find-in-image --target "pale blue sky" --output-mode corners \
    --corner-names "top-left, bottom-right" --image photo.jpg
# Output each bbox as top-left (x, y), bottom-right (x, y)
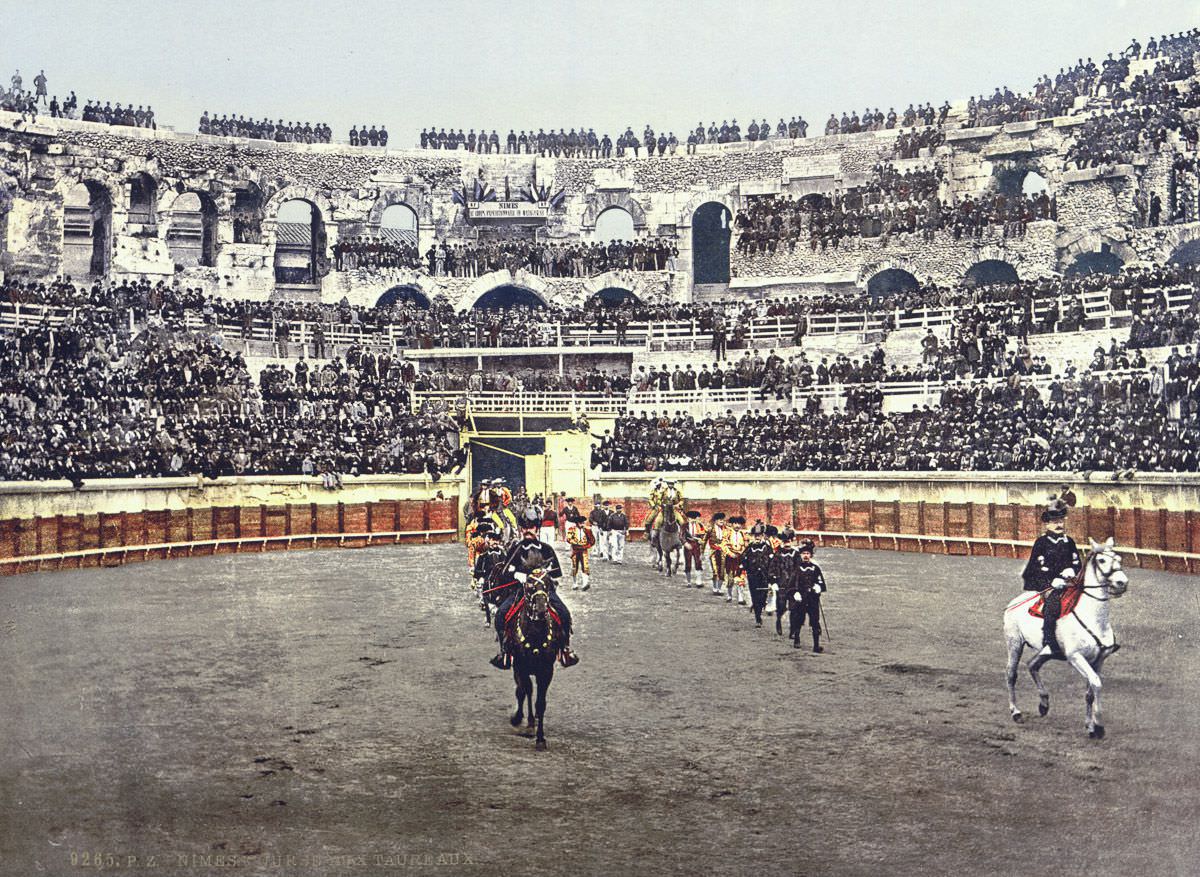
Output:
top-left (2, 0), bottom-right (1196, 145)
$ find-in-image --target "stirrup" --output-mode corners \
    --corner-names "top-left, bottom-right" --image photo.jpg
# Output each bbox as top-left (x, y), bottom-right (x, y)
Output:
top-left (559, 648), bottom-right (579, 667)
top-left (490, 653), bottom-right (510, 670)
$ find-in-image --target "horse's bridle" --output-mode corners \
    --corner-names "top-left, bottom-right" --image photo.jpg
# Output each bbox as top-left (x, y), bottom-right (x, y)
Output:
top-left (1079, 550), bottom-right (1126, 602)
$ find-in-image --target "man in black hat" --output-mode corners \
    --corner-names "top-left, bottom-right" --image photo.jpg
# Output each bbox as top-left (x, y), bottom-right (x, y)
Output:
top-left (473, 524), bottom-right (506, 616)
top-left (769, 527), bottom-right (802, 637)
top-left (492, 508), bottom-right (578, 668)
top-left (590, 499), bottom-right (611, 561)
top-left (793, 540), bottom-right (827, 652)
top-left (741, 521), bottom-right (775, 627)
top-left (608, 503), bottom-right (628, 563)
top-left (1022, 495), bottom-right (1082, 658)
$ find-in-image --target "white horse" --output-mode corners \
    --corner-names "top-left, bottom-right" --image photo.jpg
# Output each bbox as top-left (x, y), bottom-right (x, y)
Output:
top-left (1003, 537), bottom-right (1129, 738)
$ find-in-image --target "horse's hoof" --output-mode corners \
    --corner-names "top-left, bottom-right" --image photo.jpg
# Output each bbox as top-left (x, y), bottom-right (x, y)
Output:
top-left (1089, 725), bottom-right (1105, 740)
top-left (1038, 702), bottom-right (1049, 717)
top-left (1012, 712), bottom-right (1023, 724)
top-left (510, 713), bottom-right (523, 727)
top-left (535, 739), bottom-right (547, 751)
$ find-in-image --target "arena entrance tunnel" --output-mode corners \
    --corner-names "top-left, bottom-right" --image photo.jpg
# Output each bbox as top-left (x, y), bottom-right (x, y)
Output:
top-left (376, 285), bottom-right (430, 308)
top-left (468, 436), bottom-right (547, 499)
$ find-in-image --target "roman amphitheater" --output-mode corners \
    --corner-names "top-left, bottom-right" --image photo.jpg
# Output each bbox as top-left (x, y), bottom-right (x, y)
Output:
top-left (0, 29), bottom-right (1198, 877)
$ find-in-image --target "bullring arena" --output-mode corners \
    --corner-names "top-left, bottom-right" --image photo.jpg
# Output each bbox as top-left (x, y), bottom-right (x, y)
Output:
top-left (3, 5), bottom-right (1200, 876)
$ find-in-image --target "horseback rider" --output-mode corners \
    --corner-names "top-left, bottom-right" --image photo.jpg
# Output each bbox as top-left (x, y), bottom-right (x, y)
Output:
top-left (472, 523), bottom-right (506, 610)
top-left (646, 478), bottom-right (685, 531)
top-left (793, 539), bottom-right (827, 652)
top-left (492, 478), bottom-right (518, 534)
top-left (491, 508), bottom-right (579, 669)
top-left (1022, 495), bottom-right (1082, 658)
top-left (565, 512), bottom-right (595, 591)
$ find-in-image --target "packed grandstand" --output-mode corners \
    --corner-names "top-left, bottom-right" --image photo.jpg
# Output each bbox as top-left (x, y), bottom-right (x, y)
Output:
top-left (1, 27), bottom-right (1199, 485)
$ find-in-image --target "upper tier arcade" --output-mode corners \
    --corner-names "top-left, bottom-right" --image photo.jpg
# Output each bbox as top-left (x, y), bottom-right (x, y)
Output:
top-left (0, 81), bottom-right (1191, 309)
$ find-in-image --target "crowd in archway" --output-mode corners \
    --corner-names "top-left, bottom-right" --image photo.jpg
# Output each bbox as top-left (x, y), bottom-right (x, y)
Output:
top-left (419, 238), bottom-right (678, 278)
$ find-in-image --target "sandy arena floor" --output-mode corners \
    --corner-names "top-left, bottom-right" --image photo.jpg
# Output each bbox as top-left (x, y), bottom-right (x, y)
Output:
top-left (1, 541), bottom-right (1198, 877)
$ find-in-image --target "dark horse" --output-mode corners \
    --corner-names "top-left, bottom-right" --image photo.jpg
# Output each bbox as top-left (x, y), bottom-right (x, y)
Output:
top-left (500, 570), bottom-right (566, 750)
top-left (648, 504), bottom-right (684, 576)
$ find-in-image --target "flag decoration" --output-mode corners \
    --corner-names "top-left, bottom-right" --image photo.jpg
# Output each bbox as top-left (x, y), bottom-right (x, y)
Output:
top-left (450, 179), bottom-right (497, 206)
top-left (520, 183), bottom-right (566, 209)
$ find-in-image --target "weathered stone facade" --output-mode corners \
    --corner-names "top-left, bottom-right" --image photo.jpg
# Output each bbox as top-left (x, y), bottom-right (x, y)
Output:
top-left (0, 103), bottom-right (1189, 309)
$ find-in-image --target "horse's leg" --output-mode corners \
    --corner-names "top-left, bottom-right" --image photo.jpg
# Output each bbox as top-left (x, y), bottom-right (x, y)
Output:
top-left (534, 663), bottom-right (552, 751)
top-left (511, 666), bottom-right (526, 727)
top-left (1006, 635), bottom-right (1026, 722)
top-left (1027, 651), bottom-right (1052, 717)
top-left (1068, 652), bottom-right (1105, 738)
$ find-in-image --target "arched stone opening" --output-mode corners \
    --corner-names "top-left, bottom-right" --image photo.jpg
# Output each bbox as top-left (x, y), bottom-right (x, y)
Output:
top-left (963, 259), bottom-right (1020, 288)
top-left (273, 199), bottom-right (327, 285)
top-left (62, 181), bottom-right (112, 278)
top-left (587, 287), bottom-right (641, 307)
top-left (167, 192), bottom-right (218, 268)
top-left (472, 285), bottom-right (547, 310)
top-left (692, 201), bottom-right (732, 284)
top-left (1065, 248), bottom-right (1124, 277)
top-left (233, 183), bottom-right (264, 244)
top-left (866, 267), bottom-right (919, 301)
top-left (993, 163), bottom-right (1050, 200)
top-left (594, 207), bottom-right (635, 243)
top-left (127, 173), bottom-right (157, 227)
top-left (380, 203), bottom-right (419, 238)
top-left (376, 285), bottom-right (430, 309)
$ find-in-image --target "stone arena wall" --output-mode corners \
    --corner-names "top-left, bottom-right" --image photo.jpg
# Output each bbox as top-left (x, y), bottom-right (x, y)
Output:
top-left (1, 108), bottom-right (1188, 306)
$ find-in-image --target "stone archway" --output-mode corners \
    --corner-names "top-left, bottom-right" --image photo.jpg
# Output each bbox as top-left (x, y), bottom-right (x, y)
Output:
top-left (964, 259), bottom-right (1020, 288)
top-left (376, 284), bottom-right (430, 308)
top-left (471, 284), bottom-right (548, 310)
top-left (866, 267), bottom-right (920, 300)
top-left (166, 191), bottom-right (219, 267)
top-left (61, 179), bottom-right (113, 278)
top-left (691, 201), bottom-right (733, 284)
top-left (463, 269), bottom-right (551, 309)
top-left (581, 194), bottom-right (648, 231)
top-left (581, 270), bottom-right (654, 303)
top-left (272, 198), bottom-right (327, 284)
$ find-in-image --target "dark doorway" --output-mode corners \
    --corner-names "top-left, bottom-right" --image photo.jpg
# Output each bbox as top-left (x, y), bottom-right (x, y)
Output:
top-left (472, 285), bottom-right (546, 310)
top-left (692, 202), bottom-right (732, 284)
top-left (589, 287), bottom-right (640, 306)
top-left (963, 260), bottom-right (1019, 288)
top-left (1065, 248), bottom-right (1123, 277)
top-left (376, 285), bottom-right (430, 308)
top-left (468, 437), bottom-right (546, 495)
top-left (866, 268), bottom-right (919, 300)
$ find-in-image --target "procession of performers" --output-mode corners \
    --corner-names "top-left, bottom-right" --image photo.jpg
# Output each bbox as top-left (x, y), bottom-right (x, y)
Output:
top-left (467, 476), bottom-right (830, 661)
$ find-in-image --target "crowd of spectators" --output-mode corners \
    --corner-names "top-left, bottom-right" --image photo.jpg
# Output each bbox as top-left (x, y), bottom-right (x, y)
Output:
top-left (0, 296), bottom-right (465, 483)
top-left (593, 372), bottom-right (1198, 473)
top-left (734, 164), bottom-right (1055, 255)
top-left (334, 237), bottom-right (422, 271)
top-left (825, 103), bottom-right (949, 137)
top-left (199, 112), bottom-right (333, 143)
top-left (349, 125), bottom-right (389, 147)
top-left (420, 237), bottom-right (678, 278)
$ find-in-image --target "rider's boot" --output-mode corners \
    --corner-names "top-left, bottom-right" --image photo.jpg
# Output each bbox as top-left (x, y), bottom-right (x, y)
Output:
top-left (1040, 620), bottom-right (1064, 658)
top-left (559, 636), bottom-right (579, 667)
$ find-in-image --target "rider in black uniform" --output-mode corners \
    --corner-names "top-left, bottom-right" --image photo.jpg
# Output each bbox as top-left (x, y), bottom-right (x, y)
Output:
top-left (1021, 496), bottom-right (1082, 658)
top-left (491, 509), bottom-right (578, 668)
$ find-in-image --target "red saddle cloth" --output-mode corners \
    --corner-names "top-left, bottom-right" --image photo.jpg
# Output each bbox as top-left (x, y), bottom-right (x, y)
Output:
top-left (1029, 585), bottom-right (1083, 619)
